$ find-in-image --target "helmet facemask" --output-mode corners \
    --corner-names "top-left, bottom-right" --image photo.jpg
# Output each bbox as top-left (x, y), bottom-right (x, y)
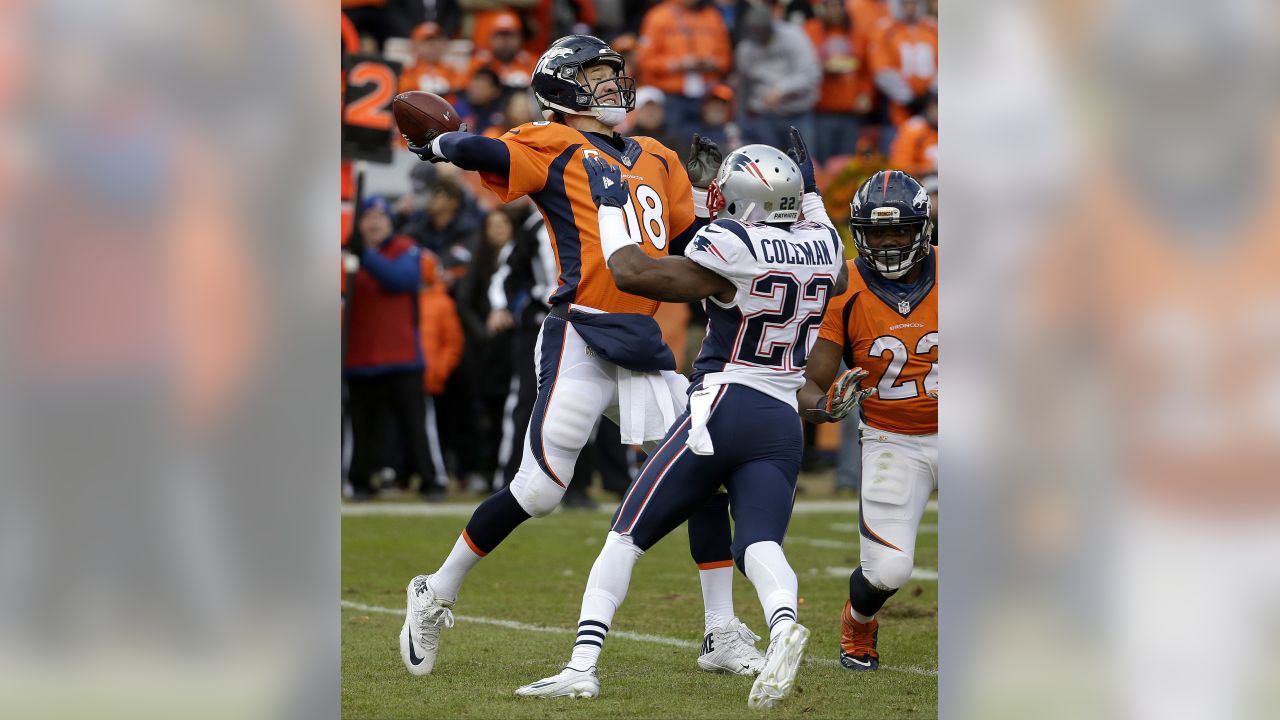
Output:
top-left (852, 216), bottom-right (932, 279)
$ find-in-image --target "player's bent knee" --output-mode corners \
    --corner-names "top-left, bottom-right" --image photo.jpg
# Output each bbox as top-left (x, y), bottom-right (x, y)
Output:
top-left (866, 552), bottom-right (914, 591)
top-left (509, 474), bottom-right (567, 518)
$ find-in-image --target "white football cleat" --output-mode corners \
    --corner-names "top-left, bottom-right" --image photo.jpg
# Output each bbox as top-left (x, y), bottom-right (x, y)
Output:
top-left (515, 666), bottom-right (600, 699)
top-left (698, 617), bottom-right (766, 676)
top-left (748, 623), bottom-right (809, 710)
top-left (400, 574), bottom-right (455, 675)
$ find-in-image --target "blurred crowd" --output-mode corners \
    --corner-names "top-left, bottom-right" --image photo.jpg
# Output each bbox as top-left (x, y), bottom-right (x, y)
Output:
top-left (341, 0), bottom-right (938, 502)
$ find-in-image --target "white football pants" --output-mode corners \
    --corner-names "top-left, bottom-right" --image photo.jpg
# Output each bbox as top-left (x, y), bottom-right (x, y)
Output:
top-left (858, 424), bottom-right (938, 591)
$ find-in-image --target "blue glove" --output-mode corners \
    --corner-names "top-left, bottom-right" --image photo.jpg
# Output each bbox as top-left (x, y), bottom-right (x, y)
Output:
top-left (406, 124), bottom-right (469, 163)
top-left (582, 155), bottom-right (630, 209)
top-left (786, 125), bottom-right (818, 194)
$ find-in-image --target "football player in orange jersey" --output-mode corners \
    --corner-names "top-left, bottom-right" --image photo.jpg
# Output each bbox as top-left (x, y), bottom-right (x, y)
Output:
top-left (798, 169), bottom-right (937, 672)
top-left (398, 34), bottom-right (767, 680)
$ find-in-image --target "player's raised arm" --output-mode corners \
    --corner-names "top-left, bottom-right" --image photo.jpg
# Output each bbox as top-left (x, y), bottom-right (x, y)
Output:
top-left (582, 156), bottom-right (735, 304)
top-left (407, 129), bottom-right (510, 175)
top-left (786, 126), bottom-right (848, 295)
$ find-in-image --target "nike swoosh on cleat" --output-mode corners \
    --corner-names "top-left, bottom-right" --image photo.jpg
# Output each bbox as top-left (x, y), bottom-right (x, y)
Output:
top-left (408, 638), bottom-right (425, 665)
top-left (847, 658), bottom-right (871, 667)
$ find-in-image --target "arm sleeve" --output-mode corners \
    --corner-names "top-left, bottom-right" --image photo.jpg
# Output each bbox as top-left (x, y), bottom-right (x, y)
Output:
top-left (361, 245), bottom-right (421, 292)
top-left (437, 133), bottom-right (511, 175)
top-left (477, 124), bottom-right (558, 202)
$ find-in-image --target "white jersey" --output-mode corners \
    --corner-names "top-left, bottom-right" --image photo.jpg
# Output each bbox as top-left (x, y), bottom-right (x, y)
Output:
top-left (686, 214), bottom-right (845, 409)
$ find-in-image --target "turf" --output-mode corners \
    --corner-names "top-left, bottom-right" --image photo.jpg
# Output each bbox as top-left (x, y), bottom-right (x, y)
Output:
top-left (342, 499), bottom-right (937, 719)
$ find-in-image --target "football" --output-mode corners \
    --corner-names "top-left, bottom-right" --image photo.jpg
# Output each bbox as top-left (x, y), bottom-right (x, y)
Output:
top-left (392, 91), bottom-right (462, 146)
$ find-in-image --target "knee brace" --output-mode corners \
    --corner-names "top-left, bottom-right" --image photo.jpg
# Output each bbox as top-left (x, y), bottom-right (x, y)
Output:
top-left (864, 550), bottom-right (914, 591)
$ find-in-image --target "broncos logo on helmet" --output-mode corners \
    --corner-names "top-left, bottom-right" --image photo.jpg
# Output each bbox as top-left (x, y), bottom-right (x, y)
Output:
top-left (530, 35), bottom-right (636, 123)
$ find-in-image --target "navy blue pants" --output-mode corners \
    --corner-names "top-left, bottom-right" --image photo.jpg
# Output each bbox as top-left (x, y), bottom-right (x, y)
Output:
top-left (611, 384), bottom-right (803, 563)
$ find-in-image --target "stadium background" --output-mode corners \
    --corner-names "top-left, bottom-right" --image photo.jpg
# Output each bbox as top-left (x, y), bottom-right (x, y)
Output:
top-left (340, 0), bottom-right (937, 502)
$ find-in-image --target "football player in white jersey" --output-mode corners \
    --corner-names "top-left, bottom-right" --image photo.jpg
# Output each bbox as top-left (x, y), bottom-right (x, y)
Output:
top-left (515, 132), bottom-right (866, 709)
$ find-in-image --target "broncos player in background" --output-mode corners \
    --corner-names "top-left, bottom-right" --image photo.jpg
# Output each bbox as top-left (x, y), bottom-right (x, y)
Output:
top-left (398, 34), bottom-right (766, 679)
top-left (799, 170), bottom-right (938, 672)
top-left (516, 134), bottom-right (852, 709)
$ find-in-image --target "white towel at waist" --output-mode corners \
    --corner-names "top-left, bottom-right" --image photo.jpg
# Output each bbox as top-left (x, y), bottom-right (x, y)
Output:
top-left (616, 367), bottom-right (684, 445)
top-left (685, 384), bottom-right (723, 455)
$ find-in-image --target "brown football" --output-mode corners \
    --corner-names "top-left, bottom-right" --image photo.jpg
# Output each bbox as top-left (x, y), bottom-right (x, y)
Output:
top-left (392, 91), bottom-right (462, 146)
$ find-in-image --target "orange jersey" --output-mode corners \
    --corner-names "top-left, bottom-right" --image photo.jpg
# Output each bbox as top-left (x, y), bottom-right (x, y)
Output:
top-left (399, 59), bottom-right (462, 95)
top-left (888, 115), bottom-right (938, 178)
top-left (804, 18), bottom-right (874, 115)
top-left (637, 0), bottom-right (733, 96)
top-left (869, 17), bottom-right (938, 126)
top-left (466, 50), bottom-right (537, 89)
top-left (820, 254), bottom-right (938, 434)
top-left (479, 121), bottom-right (696, 315)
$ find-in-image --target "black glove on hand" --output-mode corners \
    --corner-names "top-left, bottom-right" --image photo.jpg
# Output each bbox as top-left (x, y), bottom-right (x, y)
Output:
top-left (685, 133), bottom-right (724, 188)
top-left (786, 125), bottom-right (818, 194)
top-left (405, 123), bottom-right (469, 163)
top-left (582, 155), bottom-right (630, 208)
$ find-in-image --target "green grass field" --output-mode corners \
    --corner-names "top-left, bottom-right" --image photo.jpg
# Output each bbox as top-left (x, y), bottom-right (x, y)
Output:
top-left (342, 485), bottom-right (937, 719)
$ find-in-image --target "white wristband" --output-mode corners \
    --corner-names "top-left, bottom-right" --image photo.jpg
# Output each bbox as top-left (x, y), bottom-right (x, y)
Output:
top-left (691, 187), bottom-right (710, 218)
top-left (430, 132), bottom-right (453, 158)
top-left (598, 206), bottom-right (640, 263)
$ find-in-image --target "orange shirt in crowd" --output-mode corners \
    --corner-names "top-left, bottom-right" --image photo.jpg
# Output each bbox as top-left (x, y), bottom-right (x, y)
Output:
top-left (637, 0), bottom-right (732, 97)
top-left (804, 18), bottom-right (874, 115)
top-left (466, 49), bottom-right (537, 89)
top-left (418, 252), bottom-right (464, 395)
top-left (847, 0), bottom-right (889, 48)
top-left (888, 115), bottom-right (937, 178)
top-left (869, 15), bottom-right (937, 126)
top-left (399, 60), bottom-right (463, 95)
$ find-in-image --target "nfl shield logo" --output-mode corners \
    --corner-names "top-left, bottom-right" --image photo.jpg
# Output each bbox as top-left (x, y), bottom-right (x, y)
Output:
top-left (898, 300), bottom-right (911, 314)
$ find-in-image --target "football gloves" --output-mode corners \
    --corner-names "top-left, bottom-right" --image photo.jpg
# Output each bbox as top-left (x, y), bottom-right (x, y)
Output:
top-left (405, 125), bottom-right (469, 163)
top-left (786, 126), bottom-right (818, 194)
top-left (685, 133), bottom-right (724, 189)
top-left (801, 367), bottom-right (875, 424)
top-left (582, 155), bottom-right (630, 208)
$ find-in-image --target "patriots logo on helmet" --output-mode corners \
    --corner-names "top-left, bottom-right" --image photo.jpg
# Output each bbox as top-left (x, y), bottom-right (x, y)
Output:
top-left (724, 152), bottom-right (773, 189)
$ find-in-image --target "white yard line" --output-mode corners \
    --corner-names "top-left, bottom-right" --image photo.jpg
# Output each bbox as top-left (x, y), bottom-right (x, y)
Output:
top-left (828, 523), bottom-right (937, 534)
top-left (342, 499), bottom-right (939, 518)
top-left (822, 567), bottom-right (938, 581)
top-left (342, 600), bottom-right (937, 677)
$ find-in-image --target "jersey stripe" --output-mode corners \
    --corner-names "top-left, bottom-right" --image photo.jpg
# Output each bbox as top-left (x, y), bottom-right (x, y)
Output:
top-left (532, 145), bottom-right (583, 306)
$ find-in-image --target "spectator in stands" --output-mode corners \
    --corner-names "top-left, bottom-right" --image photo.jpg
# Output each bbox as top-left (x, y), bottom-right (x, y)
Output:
top-left (889, 90), bottom-right (937, 179)
top-left (692, 83), bottom-right (744, 156)
top-left (805, 0), bottom-right (874, 162)
top-left (735, 5), bottom-right (820, 149)
top-left (467, 12), bottom-right (537, 89)
top-left (455, 67), bottom-right (509, 138)
top-left (869, 0), bottom-right (937, 133)
top-left (626, 87), bottom-right (683, 155)
top-left (342, 0), bottom-right (414, 50)
top-left (343, 196), bottom-right (436, 501)
top-left (403, 178), bottom-right (480, 290)
top-left (849, 0), bottom-right (890, 48)
top-left (399, 21), bottom-right (462, 96)
top-left (418, 251), bottom-right (464, 498)
top-left (637, 0), bottom-right (733, 140)
top-left (611, 33), bottom-right (641, 84)
top-left (497, 90), bottom-right (538, 136)
top-left (445, 207), bottom-right (522, 494)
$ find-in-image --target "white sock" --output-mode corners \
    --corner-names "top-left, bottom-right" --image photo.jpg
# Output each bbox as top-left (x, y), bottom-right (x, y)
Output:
top-left (849, 604), bottom-right (876, 624)
top-left (699, 565), bottom-right (736, 633)
top-left (429, 533), bottom-right (483, 602)
top-left (743, 541), bottom-right (798, 641)
top-left (568, 532), bottom-right (643, 669)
